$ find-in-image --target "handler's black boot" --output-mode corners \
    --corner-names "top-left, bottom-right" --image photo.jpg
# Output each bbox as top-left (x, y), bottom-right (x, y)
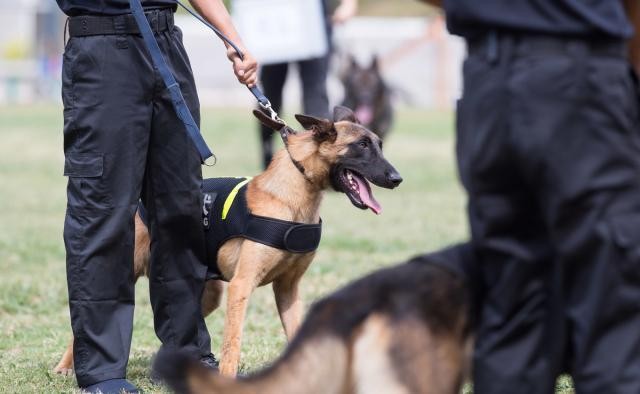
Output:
top-left (150, 352), bottom-right (219, 385)
top-left (200, 353), bottom-right (219, 370)
top-left (81, 378), bottom-right (140, 394)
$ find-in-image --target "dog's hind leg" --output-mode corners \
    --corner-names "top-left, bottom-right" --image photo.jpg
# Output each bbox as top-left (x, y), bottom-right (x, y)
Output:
top-left (201, 279), bottom-right (224, 317)
top-left (219, 243), bottom-right (278, 376)
top-left (273, 254), bottom-right (313, 341)
top-left (53, 338), bottom-right (74, 376)
top-left (133, 211), bottom-right (150, 279)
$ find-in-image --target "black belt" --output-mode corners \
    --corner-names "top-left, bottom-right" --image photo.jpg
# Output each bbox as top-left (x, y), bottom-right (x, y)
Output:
top-left (468, 31), bottom-right (627, 60)
top-left (68, 8), bottom-right (174, 37)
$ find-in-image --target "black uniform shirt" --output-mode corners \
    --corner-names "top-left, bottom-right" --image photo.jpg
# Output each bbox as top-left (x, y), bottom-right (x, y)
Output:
top-left (56, 0), bottom-right (177, 16)
top-left (444, 0), bottom-right (633, 39)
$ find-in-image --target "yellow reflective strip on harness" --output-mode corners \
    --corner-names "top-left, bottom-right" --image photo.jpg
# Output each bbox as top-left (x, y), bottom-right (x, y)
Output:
top-left (221, 177), bottom-right (252, 220)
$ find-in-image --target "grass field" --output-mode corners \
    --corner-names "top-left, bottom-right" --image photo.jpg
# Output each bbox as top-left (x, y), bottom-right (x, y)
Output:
top-left (0, 106), bottom-right (574, 393)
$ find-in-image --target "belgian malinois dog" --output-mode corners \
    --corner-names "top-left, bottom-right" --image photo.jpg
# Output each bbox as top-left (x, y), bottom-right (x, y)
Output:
top-left (341, 56), bottom-right (394, 141)
top-left (154, 244), bottom-right (473, 394)
top-left (54, 106), bottom-right (402, 377)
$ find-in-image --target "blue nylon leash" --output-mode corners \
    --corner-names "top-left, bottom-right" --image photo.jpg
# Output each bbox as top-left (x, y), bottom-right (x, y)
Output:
top-left (129, 0), bottom-right (215, 164)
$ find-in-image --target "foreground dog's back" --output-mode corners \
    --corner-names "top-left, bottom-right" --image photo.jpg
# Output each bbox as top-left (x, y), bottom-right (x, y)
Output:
top-left (158, 246), bottom-right (472, 394)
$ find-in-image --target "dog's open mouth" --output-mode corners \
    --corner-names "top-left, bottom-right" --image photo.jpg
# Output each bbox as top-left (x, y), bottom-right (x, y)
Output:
top-left (340, 169), bottom-right (382, 214)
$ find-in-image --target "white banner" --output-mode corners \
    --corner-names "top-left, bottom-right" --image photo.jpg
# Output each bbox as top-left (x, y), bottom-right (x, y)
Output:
top-left (232, 0), bottom-right (329, 65)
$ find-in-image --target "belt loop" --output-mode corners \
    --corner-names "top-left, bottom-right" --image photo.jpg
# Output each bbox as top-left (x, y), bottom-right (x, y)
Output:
top-left (168, 11), bottom-right (174, 31)
top-left (151, 10), bottom-right (159, 33)
top-left (114, 15), bottom-right (128, 49)
top-left (487, 30), bottom-right (499, 64)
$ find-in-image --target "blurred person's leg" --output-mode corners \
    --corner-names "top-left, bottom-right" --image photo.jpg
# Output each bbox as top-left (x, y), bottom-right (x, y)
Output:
top-left (141, 24), bottom-right (211, 359)
top-left (299, 54), bottom-right (331, 119)
top-left (258, 63), bottom-right (289, 168)
top-left (458, 34), bottom-right (559, 394)
top-left (62, 33), bottom-right (152, 387)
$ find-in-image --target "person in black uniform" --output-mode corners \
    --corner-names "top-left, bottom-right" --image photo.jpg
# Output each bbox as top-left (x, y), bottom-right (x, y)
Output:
top-left (257, 0), bottom-right (358, 168)
top-left (55, 1), bottom-right (257, 392)
top-left (422, 1), bottom-right (640, 393)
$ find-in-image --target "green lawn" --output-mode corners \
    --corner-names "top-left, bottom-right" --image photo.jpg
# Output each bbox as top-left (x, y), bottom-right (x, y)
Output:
top-left (0, 106), bottom-right (573, 393)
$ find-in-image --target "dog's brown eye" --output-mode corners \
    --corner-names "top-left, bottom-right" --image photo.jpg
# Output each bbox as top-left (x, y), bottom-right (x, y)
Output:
top-left (359, 140), bottom-right (368, 148)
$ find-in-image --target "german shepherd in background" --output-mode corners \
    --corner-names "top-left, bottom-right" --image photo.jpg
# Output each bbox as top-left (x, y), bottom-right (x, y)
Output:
top-left (154, 244), bottom-right (473, 394)
top-left (341, 56), bottom-right (394, 141)
top-left (54, 106), bottom-right (402, 377)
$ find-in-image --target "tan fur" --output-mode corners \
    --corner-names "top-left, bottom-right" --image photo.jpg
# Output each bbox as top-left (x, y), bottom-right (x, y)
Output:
top-left (53, 338), bottom-right (74, 376)
top-left (54, 119), bottom-right (374, 378)
top-left (352, 314), bottom-right (409, 394)
top-left (179, 314), bottom-right (469, 394)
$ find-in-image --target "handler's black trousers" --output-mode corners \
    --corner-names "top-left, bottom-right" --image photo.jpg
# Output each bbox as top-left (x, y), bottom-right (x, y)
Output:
top-left (458, 33), bottom-right (640, 393)
top-left (62, 10), bottom-right (210, 386)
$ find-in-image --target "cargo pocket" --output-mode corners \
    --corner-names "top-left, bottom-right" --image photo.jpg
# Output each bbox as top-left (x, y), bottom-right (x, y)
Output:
top-left (64, 153), bottom-right (111, 211)
top-left (606, 212), bottom-right (640, 281)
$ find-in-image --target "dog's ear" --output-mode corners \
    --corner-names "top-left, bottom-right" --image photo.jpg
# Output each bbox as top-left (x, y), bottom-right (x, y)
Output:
top-left (348, 54), bottom-right (359, 70)
top-left (333, 106), bottom-right (359, 124)
top-left (370, 55), bottom-right (379, 71)
top-left (295, 114), bottom-right (337, 143)
top-left (341, 54), bottom-right (359, 81)
top-left (295, 114), bottom-right (330, 130)
top-left (253, 109), bottom-right (285, 131)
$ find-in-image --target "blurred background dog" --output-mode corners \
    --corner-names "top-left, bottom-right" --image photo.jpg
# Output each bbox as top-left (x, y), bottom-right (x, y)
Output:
top-left (341, 55), bottom-right (394, 140)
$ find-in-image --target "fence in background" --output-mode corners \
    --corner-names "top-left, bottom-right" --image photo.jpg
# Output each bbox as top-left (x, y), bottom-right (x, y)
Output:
top-left (180, 15), bottom-right (464, 110)
top-left (0, 9), bottom-right (465, 109)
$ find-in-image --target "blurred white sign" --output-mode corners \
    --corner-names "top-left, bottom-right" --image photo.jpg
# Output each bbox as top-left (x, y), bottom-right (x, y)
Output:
top-left (233, 0), bottom-right (329, 65)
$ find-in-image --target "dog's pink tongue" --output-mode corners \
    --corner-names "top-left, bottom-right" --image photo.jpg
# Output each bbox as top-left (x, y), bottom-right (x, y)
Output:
top-left (354, 176), bottom-right (382, 215)
top-left (355, 106), bottom-right (374, 125)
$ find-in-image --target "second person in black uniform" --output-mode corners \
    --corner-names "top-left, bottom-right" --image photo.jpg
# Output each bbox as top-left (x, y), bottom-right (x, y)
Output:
top-left (424, 1), bottom-right (640, 393)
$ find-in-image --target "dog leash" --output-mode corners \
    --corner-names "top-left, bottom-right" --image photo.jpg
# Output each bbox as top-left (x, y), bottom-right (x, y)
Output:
top-left (174, 1), bottom-right (283, 124)
top-left (171, 2), bottom-right (312, 182)
top-left (129, 0), bottom-right (215, 164)
top-left (128, 0), bottom-right (285, 165)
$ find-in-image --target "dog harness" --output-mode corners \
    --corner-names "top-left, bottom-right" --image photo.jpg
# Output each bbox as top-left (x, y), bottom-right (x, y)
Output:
top-left (139, 177), bottom-right (322, 281)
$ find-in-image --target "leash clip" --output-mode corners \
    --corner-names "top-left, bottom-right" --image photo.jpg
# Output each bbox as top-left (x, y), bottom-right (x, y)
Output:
top-left (259, 100), bottom-right (283, 124)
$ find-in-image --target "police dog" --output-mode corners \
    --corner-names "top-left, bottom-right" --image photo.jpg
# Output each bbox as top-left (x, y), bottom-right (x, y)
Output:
top-left (54, 106), bottom-right (402, 377)
top-left (154, 245), bottom-right (473, 394)
top-left (341, 56), bottom-right (394, 141)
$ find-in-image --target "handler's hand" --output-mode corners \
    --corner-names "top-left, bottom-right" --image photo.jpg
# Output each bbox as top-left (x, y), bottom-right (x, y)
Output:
top-left (227, 46), bottom-right (258, 87)
top-left (332, 0), bottom-right (357, 24)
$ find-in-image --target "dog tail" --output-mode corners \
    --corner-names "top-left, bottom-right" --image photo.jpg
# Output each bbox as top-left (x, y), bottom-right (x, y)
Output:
top-left (153, 332), bottom-right (350, 394)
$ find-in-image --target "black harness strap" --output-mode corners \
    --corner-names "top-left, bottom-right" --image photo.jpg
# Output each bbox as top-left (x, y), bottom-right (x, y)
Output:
top-left (201, 178), bottom-right (322, 281)
top-left (245, 215), bottom-right (322, 254)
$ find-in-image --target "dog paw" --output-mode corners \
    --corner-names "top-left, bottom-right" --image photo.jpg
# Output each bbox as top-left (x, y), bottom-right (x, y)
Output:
top-left (53, 365), bottom-right (74, 376)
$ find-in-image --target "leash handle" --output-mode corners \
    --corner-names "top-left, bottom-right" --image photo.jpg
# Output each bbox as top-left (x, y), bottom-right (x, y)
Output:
top-left (175, 0), bottom-right (283, 123)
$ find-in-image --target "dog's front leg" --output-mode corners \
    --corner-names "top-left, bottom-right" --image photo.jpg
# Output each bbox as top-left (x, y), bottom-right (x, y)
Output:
top-left (273, 276), bottom-right (304, 341)
top-left (273, 254), bottom-right (314, 341)
top-left (219, 276), bottom-right (254, 376)
top-left (219, 243), bottom-right (273, 376)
